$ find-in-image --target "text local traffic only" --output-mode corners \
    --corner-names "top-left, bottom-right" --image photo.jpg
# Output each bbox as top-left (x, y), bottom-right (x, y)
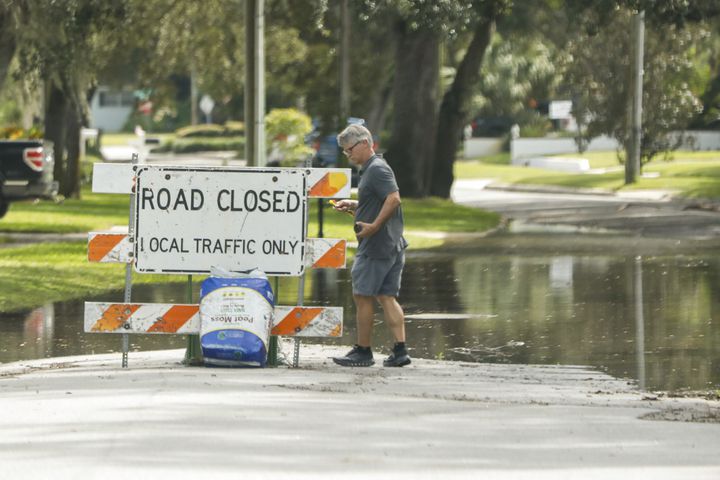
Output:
top-left (133, 167), bottom-right (307, 275)
top-left (139, 237), bottom-right (301, 256)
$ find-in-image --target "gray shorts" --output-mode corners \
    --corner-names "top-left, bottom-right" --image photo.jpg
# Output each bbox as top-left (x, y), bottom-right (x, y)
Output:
top-left (351, 250), bottom-right (405, 297)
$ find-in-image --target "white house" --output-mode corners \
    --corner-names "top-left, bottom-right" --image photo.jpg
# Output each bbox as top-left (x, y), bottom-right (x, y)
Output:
top-left (89, 87), bottom-right (135, 132)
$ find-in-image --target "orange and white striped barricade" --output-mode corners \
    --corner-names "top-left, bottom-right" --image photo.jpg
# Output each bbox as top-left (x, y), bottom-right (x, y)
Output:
top-left (87, 232), bottom-right (133, 263)
top-left (87, 163), bottom-right (351, 367)
top-left (306, 168), bottom-right (352, 199)
top-left (305, 238), bottom-right (347, 269)
top-left (84, 302), bottom-right (343, 338)
top-left (84, 303), bottom-right (200, 334)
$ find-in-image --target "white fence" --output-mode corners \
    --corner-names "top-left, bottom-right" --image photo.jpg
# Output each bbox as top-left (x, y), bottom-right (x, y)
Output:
top-left (510, 135), bottom-right (619, 163)
top-left (463, 138), bottom-right (504, 158)
top-left (670, 131), bottom-right (720, 151)
top-left (491, 130), bottom-right (720, 163)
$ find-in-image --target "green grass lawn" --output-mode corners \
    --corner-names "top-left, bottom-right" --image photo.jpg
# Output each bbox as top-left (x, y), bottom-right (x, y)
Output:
top-left (0, 191), bottom-right (130, 233)
top-left (311, 197), bottom-right (500, 249)
top-left (457, 150), bottom-right (720, 198)
top-left (0, 242), bottom-right (190, 312)
top-left (556, 150), bottom-right (720, 169)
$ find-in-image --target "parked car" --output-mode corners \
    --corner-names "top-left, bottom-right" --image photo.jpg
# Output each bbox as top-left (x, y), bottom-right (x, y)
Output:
top-left (0, 140), bottom-right (58, 218)
top-left (470, 116), bottom-right (515, 137)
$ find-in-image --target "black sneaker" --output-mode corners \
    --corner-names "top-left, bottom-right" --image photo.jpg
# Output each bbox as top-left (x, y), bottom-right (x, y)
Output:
top-left (383, 344), bottom-right (411, 367)
top-left (332, 345), bottom-right (375, 367)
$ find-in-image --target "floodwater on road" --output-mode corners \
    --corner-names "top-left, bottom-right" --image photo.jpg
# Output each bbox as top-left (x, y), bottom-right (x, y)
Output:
top-left (1, 233), bottom-right (718, 392)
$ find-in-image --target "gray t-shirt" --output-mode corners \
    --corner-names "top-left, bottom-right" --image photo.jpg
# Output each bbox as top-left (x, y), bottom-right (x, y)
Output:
top-left (355, 155), bottom-right (408, 258)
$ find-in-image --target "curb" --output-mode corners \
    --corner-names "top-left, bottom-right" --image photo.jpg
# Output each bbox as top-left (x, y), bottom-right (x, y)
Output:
top-left (484, 182), bottom-right (621, 197)
top-left (481, 182), bottom-right (720, 211)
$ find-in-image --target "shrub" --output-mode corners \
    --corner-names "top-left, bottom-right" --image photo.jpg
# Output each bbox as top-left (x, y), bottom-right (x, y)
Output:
top-left (175, 124), bottom-right (227, 138)
top-left (0, 125), bottom-right (43, 139)
top-left (519, 118), bottom-right (552, 138)
top-left (265, 108), bottom-right (313, 166)
top-left (175, 122), bottom-right (245, 138)
top-left (224, 121), bottom-right (244, 136)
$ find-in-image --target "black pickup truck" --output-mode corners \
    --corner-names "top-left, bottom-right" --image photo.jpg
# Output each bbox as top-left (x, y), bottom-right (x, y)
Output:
top-left (0, 140), bottom-right (58, 218)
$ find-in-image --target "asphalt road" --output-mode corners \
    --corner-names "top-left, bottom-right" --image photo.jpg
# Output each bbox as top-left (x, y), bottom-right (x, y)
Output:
top-left (1, 347), bottom-right (718, 480)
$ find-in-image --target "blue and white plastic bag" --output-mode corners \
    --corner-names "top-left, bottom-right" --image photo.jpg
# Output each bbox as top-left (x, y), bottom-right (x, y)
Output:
top-left (199, 268), bottom-right (274, 367)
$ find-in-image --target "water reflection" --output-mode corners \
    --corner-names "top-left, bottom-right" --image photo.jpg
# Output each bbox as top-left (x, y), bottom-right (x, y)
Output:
top-left (22, 304), bottom-right (54, 357)
top-left (437, 252), bottom-right (718, 391)
top-left (634, 256), bottom-right (646, 390)
top-left (0, 284), bottom-right (189, 363)
top-left (1, 245), bottom-right (718, 392)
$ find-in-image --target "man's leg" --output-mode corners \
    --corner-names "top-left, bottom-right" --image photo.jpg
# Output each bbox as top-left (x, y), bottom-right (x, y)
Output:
top-left (333, 253), bottom-right (385, 367)
top-left (354, 294), bottom-right (375, 347)
top-left (332, 294), bottom-right (376, 367)
top-left (378, 294), bottom-right (411, 367)
top-left (377, 295), bottom-right (405, 343)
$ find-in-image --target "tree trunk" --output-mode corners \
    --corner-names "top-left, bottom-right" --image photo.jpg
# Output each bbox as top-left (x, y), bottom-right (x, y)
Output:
top-left (45, 81), bottom-right (68, 191)
top-left (0, 36), bottom-right (15, 93)
top-left (0, 7), bottom-right (16, 92)
top-left (385, 24), bottom-right (439, 198)
top-left (62, 102), bottom-right (82, 199)
top-left (365, 75), bottom-right (392, 135)
top-left (694, 71), bottom-right (720, 127)
top-left (431, 16), bottom-right (496, 198)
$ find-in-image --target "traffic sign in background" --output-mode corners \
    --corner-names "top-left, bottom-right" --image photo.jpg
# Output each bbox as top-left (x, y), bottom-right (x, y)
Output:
top-left (133, 166), bottom-right (307, 275)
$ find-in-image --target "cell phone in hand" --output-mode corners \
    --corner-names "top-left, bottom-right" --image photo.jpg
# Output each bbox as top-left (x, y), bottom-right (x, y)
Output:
top-left (354, 223), bottom-right (362, 233)
top-left (330, 199), bottom-right (354, 216)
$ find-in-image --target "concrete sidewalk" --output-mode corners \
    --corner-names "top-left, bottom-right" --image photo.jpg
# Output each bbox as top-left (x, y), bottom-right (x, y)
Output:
top-left (1, 345), bottom-right (718, 480)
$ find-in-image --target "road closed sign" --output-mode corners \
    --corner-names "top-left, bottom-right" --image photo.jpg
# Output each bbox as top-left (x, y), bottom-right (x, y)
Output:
top-left (133, 166), bottom-right (307, 275)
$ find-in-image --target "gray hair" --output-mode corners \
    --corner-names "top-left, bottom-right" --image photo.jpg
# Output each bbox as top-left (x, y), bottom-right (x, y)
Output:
top-left (337, 124), bottom-right (372, 149)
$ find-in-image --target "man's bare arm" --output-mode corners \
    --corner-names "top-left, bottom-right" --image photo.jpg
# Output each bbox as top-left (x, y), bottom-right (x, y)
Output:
top-left (355, 191), bottom-right (401, 239)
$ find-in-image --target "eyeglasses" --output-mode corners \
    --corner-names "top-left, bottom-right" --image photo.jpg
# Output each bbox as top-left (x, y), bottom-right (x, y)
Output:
top-left (343, 141), bottom-right (363, 156)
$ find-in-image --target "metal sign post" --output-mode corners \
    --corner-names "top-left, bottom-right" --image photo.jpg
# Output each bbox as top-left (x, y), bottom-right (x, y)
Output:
top-left (267, 277), bottom-right (280, 366)
top-left (121, 153), bottom-right (139, 368)
top-left (293, 162), bottom-right (313, 367)
top-left (183, 274), bottom-right (203, 365)
top-left (121, 266), bottom-right (131, 368)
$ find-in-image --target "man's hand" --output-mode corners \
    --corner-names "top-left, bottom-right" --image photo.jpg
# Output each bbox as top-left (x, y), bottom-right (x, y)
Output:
top-left (331, 199), bottom-right (356, 214)
top-left (353, 191), bottom-right (401, 240)
top-left (353, 221), bottom-right (379, 239)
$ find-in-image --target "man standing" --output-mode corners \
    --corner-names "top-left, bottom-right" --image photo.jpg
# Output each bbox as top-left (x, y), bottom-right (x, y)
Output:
top-left (331, 124), bottom-right (410, 367)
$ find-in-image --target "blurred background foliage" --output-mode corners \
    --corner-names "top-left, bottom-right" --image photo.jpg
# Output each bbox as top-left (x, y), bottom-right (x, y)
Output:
top-left (0, 0), bottom-right (719, 197)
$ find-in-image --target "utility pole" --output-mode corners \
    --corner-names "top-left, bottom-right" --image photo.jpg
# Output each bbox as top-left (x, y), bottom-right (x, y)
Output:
top-left (339, 0), bottom-right (350, 125)
top-left (244, 0), bottom-right (266, 167)
top-left (190, 64), bottom-right (198, 125)
top-left (626, 10), bottom-right (645, 184)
